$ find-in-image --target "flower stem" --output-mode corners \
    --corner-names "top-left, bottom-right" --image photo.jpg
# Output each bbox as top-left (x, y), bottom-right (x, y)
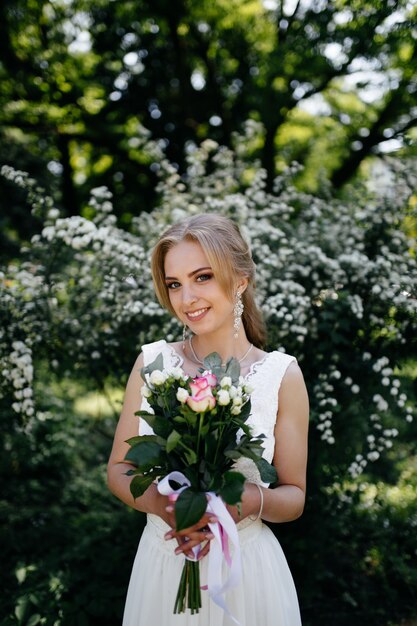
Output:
top-left (174, 560), bottom-right (202, 614)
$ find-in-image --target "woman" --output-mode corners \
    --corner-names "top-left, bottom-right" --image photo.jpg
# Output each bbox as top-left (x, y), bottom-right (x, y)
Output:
top-left (107, 213), bottom-right (309, 625)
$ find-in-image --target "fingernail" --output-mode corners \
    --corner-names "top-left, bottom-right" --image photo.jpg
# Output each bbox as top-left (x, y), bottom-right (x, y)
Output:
top-left (209, 516), bottom-right (217, 523)
top-left (164, 532), bottom-right (172, 540)
top-left (206, 532), bottom-right (214, 540)
top-left (175, 547), bottom-right (181, 555)
top-left (166, 505), bottom-right (174, 513)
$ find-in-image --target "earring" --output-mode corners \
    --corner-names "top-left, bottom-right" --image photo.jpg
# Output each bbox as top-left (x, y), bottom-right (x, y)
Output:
top-left (233, 290), bottom-right (244, 339)
top-left (182, 324), bottom-right (187, 351)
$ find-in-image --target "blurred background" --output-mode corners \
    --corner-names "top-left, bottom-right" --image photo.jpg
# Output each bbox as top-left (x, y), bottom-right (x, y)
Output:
top-left (0, 1), bottom-right (416, 625)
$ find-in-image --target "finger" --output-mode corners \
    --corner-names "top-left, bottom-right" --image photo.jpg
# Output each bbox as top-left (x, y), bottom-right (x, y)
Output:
top-left (174, 532), bottom-right (214, 555)
top-left (172, 529), bottom-right (213, 544)
top-left (198, 541), bottom-right (211, 560)
top-left (175, 516), bottom-right (218, 537)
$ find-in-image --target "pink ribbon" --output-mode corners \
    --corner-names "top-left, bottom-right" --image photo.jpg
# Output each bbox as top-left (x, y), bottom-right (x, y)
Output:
top-left (157, 472), bottom-right (242, 623)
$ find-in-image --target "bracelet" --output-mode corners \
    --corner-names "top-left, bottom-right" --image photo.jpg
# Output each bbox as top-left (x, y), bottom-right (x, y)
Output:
top-left (249, 483), bottom-right (264, 522)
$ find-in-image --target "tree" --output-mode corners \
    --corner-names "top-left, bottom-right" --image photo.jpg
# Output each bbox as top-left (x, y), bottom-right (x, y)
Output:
top-left (1, 0), bottom-right (416, 245)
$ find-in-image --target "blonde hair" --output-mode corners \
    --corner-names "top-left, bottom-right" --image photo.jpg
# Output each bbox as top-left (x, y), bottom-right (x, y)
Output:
top-left (151, 213), bottom-right (267, 348)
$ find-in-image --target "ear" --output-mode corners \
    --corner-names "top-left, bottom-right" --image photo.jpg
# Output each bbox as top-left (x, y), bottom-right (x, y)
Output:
top-left (235, 276), bottom-right (249, 295)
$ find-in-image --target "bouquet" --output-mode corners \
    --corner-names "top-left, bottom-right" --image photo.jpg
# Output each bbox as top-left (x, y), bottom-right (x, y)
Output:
top-left (124, 351), bottom-right (277, 615)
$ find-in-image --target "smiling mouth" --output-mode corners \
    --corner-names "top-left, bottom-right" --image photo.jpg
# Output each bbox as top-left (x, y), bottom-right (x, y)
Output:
top-left (186, 307), bottom-right (209, 320)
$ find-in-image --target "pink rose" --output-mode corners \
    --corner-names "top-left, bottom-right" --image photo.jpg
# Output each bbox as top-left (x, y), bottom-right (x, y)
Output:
top-left (186, 374), bottom-right (217, 412)
top-left (202, 371), bottom-right (217, 387)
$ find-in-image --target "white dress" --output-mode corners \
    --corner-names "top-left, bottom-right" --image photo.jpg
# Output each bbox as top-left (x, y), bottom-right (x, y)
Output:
top-left (122, 340), bottom-right (302, 626)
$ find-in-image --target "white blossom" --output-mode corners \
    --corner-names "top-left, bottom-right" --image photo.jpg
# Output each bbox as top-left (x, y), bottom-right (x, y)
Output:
top-left (141, 385), bottom-right (152, 398)
top-left (217, 390), bottom-right (231, 406)
top-left (176, 388), bottom-right (189, 403)
top-left (149, 370), bottom-right (167, 386)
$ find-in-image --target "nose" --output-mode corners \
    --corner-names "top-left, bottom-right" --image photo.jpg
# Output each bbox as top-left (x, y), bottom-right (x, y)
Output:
top-left (182, 284), bottom-right (197, 307)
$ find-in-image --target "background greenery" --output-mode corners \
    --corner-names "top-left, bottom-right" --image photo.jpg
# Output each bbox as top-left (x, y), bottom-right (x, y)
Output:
top-left (1, 1), bottom-right (416, 625)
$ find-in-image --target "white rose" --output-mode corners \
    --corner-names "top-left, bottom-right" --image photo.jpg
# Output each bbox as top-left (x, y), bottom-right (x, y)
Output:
top-left (217, 390), bottom-right (231, 406)
top-left (169, 367), bottom-right (183, 380)
top-left (231, 405), bottom-right (241, 415)
top-left (229, 386), bottom-right (238, 399)
top-left (176, 388), bottom-right (189, 403)
top-left (220, 376), bottom-right (232, 388)
top-left (150, 370), bottom-right (166, 386)
top-left (141, 385), bottom-right (152, 398)
top-left (233, 396), bottom-right (243, 406)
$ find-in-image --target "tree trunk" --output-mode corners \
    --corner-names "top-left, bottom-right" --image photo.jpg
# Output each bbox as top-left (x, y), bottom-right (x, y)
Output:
top-left (58, 135), bottom-right (78, 216)
top-left (262, 123), bottom-right (279, 192)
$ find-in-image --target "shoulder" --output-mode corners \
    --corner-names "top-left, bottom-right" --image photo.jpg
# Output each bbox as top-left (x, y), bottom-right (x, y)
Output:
top-left (268, 350), bottom-right (305, 390)
top-left (128, 340), bottom-right (167, 379)
top-left (141, 339), bottom-right (167, 352)
top-left (267, 349), bottom-right (299, 375)
top-left (279, 358), bottom-right (308, 404)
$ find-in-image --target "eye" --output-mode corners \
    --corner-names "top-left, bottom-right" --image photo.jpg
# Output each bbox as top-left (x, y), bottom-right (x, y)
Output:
top-left (166, 281), bottom-right (180, 290)
top-left (196, 273), bottom-right (212, 283)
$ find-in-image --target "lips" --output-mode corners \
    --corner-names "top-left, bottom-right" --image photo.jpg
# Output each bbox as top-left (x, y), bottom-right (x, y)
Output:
top-left (185, 307), bottom-right (210, 322)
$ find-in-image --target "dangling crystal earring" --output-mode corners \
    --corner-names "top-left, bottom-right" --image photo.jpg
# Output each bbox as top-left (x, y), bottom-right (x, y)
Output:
top-left (233, 290), bottom-right (244, 339)
top-left (182, 324), bottom-right (187, 351)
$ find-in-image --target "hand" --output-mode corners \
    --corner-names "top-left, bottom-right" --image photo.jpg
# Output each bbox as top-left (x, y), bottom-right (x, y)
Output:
top-left (164, 503), bottom-right (217, 561)
top-left (225, 482), bottom-right (262, 523)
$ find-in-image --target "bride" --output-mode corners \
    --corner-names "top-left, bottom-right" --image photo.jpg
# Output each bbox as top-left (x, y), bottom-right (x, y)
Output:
top-left (107, 213), bottom-right (309, 625)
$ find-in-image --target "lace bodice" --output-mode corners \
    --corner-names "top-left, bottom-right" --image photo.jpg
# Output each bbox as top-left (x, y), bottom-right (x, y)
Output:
top-left (139, 340), bottom-right (297, 487)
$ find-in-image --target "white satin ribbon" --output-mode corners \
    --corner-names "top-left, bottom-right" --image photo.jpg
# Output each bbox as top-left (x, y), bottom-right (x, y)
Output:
top-left (157, 472), bottom-right (242, 623)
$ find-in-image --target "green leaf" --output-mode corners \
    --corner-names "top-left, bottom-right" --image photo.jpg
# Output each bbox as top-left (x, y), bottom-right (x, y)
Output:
top-left (224, 358), bottom-right (240, 383)
top-left (224, 449), bottom-right (241, 460)
top-left (203, 352), bottom-right (222, 370)
top-left (135, 411), bottom-right (156, 429)
top-left (219, 471), bottom-right (246, 505)
top-left (175, 489), bottom-right (207, 531)
top-left (173, 415), bottom-right (188, 423)
top-left (152, 416), bottom-right (173, 438)
top-left (256, 457), bottom-right (278, 483)
top-left (126, 435), bottom-right (158, 446)
top-left (130, 473), bottom-right (156, 498)
top-left (184, 448), bottom-right (198, 465)
top-left (125, 440), bottom-right (162, 468)
top-left (166, 429), bottom-right (181, 453)
top-left (237, 401), bottom-right (252, 422)
top-left (238, 447), bottom-right (260, 462)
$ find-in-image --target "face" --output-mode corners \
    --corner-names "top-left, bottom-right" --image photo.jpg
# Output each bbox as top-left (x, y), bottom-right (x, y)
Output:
top-left (164, 240), bottom-right (240, 337)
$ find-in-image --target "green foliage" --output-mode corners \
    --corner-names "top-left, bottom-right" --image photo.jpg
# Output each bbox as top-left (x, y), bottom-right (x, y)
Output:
top-left (0, 374), bottom-right (144, 625)
top-left (0, 132), bottom-right (416, 624)
top-left (1, 0), bottom-right (417, 253)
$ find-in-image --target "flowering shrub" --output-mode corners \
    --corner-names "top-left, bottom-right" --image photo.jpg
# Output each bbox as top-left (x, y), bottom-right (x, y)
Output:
top-left (1, 127), bottom-right (416, 624)
top-left (1, 130), bottom-right (416, 477)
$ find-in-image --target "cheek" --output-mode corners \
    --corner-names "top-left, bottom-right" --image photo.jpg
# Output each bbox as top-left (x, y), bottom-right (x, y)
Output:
top-left (167, 289), bottom-right (181, 312)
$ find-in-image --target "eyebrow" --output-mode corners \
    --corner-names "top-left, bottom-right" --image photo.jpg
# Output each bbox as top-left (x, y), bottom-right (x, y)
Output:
top-left (164, 266), bottom-right (212, 281)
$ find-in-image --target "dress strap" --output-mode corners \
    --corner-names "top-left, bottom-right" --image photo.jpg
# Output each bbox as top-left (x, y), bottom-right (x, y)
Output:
top-left (141, 340), bottom-right (168, 366)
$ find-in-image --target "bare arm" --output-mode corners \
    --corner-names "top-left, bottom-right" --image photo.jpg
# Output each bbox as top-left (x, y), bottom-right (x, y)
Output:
top-left (107, 352), bottom-right (217, 558)
top-left (174, 361), bottom-right (309, 557)
top-left (227, 361), bottom-right (309, 524)
top-left (107, 353), bottom-right (168, 520)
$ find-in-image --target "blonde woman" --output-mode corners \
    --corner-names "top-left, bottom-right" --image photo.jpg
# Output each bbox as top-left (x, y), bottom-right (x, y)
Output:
top-left (108, 213), bottom-right (309, 625)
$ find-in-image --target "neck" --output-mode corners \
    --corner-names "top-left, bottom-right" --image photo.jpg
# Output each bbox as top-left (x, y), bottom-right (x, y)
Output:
top-left (190, 330), bottom-right (252, 365)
